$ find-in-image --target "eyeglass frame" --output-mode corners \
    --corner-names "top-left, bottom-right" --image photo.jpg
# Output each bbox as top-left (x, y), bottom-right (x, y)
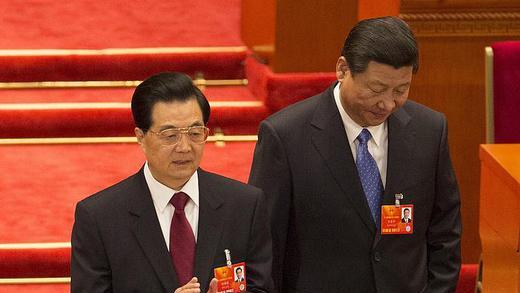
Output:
top-left (146, 125), bottom-right (210, 145)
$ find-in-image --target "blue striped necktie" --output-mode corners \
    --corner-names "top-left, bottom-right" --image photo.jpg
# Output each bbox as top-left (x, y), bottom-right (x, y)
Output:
top-left (356, 129), bottom-right (384, 227)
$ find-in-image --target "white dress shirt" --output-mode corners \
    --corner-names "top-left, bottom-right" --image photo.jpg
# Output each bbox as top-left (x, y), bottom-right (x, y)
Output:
top-left (333, 83), bottom-right (388, 187)
top-left (144, 162), bottom-right (200, 250)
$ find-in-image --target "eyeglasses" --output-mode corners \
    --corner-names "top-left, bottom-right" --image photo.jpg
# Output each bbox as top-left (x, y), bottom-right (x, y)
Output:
top-left (147, 126), bottom-right (209, 145)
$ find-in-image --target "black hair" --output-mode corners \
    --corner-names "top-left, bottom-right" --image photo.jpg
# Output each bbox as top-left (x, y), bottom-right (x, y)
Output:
top-left (131, 72), bottom-right (210, 132)
top-left (341, 16), bottom-right (419, 75)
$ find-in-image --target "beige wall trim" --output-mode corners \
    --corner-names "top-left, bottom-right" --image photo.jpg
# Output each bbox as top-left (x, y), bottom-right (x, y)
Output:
top-left (0, 46), bottom-right (247, 56)
top-left (0, 100), bottom-right (262, 110)
top-left (0, 242), bottom-right (70, 249)
top-left (0, 103), bottom-right (130, 110)
top-left (0, 277), bottom-right (70, 285)
top-left (0, 79), bottom-right (248, 89)
top-left (210, 101), bottom-right (263, 107)
top-left (207, 135), bottom-right (257, 142)
top-left (485, 47), bottom-right (495, 144)
top-left (196, 79), bottom-right (248, 87)
top-left (0, 137), bottom-right (137, 145)
top-left (0, 81), bottom-right (142, 89)
top-left (0, 135), bottom-right (258, 145)
top-left (400, 12), bottom-right (520, 36)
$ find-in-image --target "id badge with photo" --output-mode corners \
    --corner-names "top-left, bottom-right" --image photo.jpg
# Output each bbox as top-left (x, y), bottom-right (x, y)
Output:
top-left (381, 204), bottom-right (414, 235)
top-left (213, 261), bottom-right (246, 292)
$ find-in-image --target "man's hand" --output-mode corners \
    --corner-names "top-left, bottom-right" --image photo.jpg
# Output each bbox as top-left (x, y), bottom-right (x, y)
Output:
top-left (206, 278), bottom-right (218, 293)
top-left (174, 277), bottom-right (201, 293)
top-left (174, 277), bottom-right (219, 293)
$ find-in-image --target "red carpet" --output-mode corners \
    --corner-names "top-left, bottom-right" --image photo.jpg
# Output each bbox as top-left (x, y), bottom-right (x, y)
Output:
top-left (0, 140), bottom-right (257, 291)
top-left (0, 85), bottom-right (269, 138)
top-left (0, 284), bottom-right (69, 293)
top-left (0, 55), bottom-right (335, 138)
top-left (0, 141), bottom-right (255, 244)
top-left (0, 0), bottom-right (241, 49)
top-left (0, 140), bottom-right (257, 283)
top-left (0, 48), bottom-right (248, 81)
top-left (0, 86), bottom-right (259, 104)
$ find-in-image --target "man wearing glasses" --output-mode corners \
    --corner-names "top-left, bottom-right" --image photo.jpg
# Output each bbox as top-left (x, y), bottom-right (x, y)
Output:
top-left (71, 72), bottom-right (273, 293)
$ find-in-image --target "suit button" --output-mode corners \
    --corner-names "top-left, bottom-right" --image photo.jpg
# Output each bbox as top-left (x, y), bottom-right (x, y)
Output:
top-left (373, 252), bottom-right (381, 262)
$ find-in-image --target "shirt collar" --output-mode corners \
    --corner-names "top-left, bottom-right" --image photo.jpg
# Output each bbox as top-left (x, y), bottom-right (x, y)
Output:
top-left (144, 162), bottom-right (199, 213)
top-left (333, 83), bottom-right (387, 147)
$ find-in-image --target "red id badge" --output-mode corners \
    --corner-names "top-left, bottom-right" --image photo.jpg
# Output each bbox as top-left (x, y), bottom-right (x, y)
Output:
top-left (213, 262), bottom-right (246, 292)
top-left (381, 204), bottom-right (414, 234)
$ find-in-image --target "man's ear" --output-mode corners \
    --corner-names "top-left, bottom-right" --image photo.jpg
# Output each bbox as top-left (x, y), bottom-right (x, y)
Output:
top-left (134, 127), bottom-right (144, 145)
top-left (336, 57), bottom-right (349, 81)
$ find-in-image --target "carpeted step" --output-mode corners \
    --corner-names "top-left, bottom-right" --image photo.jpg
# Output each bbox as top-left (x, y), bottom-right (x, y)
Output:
top-left (0, 55), bottom-right (335, 139)
top-left (0, 85), bottom-right (268, 138)
top-left (0, 244), bottom-right (70, 278)
top-left (0, 47), bottom-right (248, 81)
top-left (0, 283), bottom-right (69, 293)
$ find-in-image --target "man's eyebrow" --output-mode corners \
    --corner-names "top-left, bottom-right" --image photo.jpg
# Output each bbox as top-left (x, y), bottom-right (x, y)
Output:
top-left (369, 80), bottom-right (411, 88)
top-left (396, 82), bottom-right (411, 88)
top-left (368, 80), bottom-right (388, 87)
top-left (157, 121), bottom-right (204, 131)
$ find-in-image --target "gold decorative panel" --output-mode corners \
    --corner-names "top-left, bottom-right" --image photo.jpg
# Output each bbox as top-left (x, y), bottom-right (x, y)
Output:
top-left (400, 12), bottom-right (520, 36)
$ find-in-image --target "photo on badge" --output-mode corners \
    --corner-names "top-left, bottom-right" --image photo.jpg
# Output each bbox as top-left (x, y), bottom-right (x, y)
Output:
top-left (232, 262), bottom-right (246, 292)
top-left (401, 206), bottom-right (413, 224)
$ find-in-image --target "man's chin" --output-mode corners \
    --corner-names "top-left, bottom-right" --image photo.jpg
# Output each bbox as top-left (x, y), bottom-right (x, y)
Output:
top-left (373, 112), bottom-right (393, 124)
top-left (365, 119), bottom-right (387, 127)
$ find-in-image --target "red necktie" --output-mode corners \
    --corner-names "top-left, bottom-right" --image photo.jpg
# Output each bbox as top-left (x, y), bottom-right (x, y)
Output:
top-left (169, 192), bottom-right (196, 285)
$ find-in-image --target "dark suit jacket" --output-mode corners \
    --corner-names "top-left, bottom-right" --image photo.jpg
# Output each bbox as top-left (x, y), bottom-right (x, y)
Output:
top-left (71, 168), bottom-right (274, 293)
top-left (248, 84), bottom-right (461, 293)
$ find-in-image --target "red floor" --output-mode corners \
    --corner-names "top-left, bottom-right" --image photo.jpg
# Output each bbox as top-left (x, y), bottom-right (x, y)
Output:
top-left (0, 86), bottom-right (259, 104)
top-left (0, 283), bottom-right (70, 293)
top-left (0, 141), bottom-right (256, 292)
top-left (0, 141), bottom-right (255, 243)
top-left (0, 0), bottom-right (241, 49)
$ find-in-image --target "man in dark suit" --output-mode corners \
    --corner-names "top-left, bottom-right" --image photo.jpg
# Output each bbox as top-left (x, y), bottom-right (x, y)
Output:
top-left (235, 266), bottom-right (245, 282)
top-left (71, 72), bottom-right (273, 293)
top-left (402, 208), bottom-right (412, 223)
top-left (249, 16), bottom-right (461, 293)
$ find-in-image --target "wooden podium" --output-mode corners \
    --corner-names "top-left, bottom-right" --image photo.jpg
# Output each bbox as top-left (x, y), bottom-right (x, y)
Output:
top-left (479, 144), bottom-right (520, 292)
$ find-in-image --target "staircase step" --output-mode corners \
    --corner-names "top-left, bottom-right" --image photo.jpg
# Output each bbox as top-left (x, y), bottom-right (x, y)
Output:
top-left (0, 85), bottom-right (258, 103)
top-left (0, 47), bottom-right (248, 81)
top-left (0, 244), bottom-right (70, 278)
top-left (0, 85), bottom-right (267, 137)
top-left (0, 283), bottom-right (69, 293)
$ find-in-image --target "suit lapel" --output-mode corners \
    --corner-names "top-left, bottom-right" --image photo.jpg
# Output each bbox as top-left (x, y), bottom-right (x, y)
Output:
top-left (373, 106), bottom-right (414, 248)
top-left (310, 85), bottom-right (376, 234)
top-left (128, 169), bottom-right (179, 293)
top-left (384, 106), bottom-right (414, 202)
top-left (193, 169), bottom-right (225, 291)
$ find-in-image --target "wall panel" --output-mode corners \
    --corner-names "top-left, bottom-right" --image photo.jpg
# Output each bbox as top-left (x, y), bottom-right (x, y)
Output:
top-left (401, 8), bottom-right (520, 263)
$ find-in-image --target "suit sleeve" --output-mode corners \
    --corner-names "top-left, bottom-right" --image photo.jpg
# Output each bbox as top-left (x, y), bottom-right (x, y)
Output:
top-left (426, 116), bottom-right (462, 292)
top-left (244, 190), bottom-right (275, 293)
top-left (248, 120), bottom-right (292, 293)
top-left (71, 201), bottom-right (113, 293)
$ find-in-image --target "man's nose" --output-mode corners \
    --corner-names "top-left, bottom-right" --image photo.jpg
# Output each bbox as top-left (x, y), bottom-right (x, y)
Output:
top-left (377, 95), bottom-right (396, 111)
top-left (174, 133), bottom-right (191, 152)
